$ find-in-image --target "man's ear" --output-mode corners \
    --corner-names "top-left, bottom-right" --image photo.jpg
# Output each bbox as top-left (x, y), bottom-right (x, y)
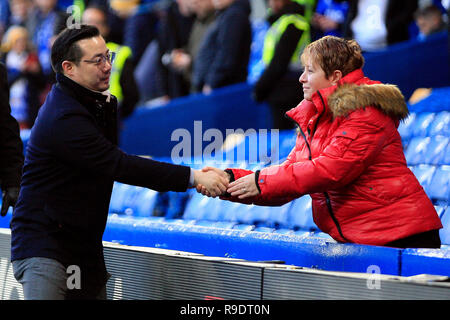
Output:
top-left (61, 60), bottom-right (74, 76)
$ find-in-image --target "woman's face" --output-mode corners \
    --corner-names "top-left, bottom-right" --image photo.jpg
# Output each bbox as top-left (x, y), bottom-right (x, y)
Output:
top-left (299, 59), bottom-right (335, 101)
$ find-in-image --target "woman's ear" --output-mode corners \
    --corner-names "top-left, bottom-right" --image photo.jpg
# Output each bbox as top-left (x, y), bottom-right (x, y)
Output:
top-left (330, 70), bottom-right (343, 85)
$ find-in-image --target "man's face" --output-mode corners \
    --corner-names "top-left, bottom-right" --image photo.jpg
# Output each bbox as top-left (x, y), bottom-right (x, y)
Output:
top-left (82, 8), bottom-right (109, 38)
top-left (416, 15), bottom-right (440, 36)
top-left (65, 36), bottom-right (112, 92)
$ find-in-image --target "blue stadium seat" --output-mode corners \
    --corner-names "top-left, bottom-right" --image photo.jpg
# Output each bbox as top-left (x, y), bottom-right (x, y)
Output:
top-left (109, 182), bottom-right (128, 213)
top-left (404, 136), bottom-right (431, 165)
top-left (277, 129), bottom-right (297, 160)
top-left (133, 188), bottom-right (159, 217)
top-left (233, 224), bottom-right (255, 231)
top-left (183, 192), bottom-right (215, 221)
top-left (237, 204), bottom-right (271, 225)
top-left (422, 136), bottom-right (449, 165)
top-left (121, 186), bottom-right (145, 215)
top-left (444, 143), bottom-right (450, 165)
top-left (311, 231), bottom-right (335, 241)
top-left (434, 205), bottom-right (446, 218)
top-left (411, 164), bottom-right (437, 196)
top-left (410, 112), bottom-right (436, 137)
top-left (428, 165), bottom-right (450, 202)
top-left (265, 202), bottom-right (293, 228)
top-left (164, 192), bottom-right (190, 219)
top-left (398, 112), bottom-right (416, 143)
top-left (428, 111), bottom-right (450, 137)
top-left (439, 207), bottom-right (450, 245)
top-left (286, 195), bottom-right (317, 231)
top-left (110, 183), bottom-right (146, 215)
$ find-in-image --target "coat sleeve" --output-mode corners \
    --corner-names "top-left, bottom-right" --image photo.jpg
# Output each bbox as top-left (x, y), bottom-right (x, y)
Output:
top-left (257, 109), bottom-right (390, 199)
top-left (0, 63), bottom-right (24, 189)
top-left (50, 111), bottom-right (191, 192)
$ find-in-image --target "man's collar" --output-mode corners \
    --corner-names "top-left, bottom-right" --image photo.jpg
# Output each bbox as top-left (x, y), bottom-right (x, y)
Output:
top-left (56, 72), bottom-right (110, 103)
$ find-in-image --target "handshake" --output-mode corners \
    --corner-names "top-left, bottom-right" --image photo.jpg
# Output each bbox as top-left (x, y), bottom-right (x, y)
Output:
top-left (192, 167), bottom-right (259, 199)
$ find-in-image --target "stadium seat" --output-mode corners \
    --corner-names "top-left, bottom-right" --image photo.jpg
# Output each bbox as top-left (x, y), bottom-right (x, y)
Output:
top-left (237, 204), bottom-right (271, 225)
top-left (398, 112), bottom-right (416, 143)
top-left (233, 224), bottom-right (255, 231)
top-left (439, 207), bottom-right (450, 245)
top-left (428, 165), bottom-right (450, 202)
top-left (410, 112), bottom-right (436, 137)
top-left (435, 205), bottom-right (446, 218)
top-left (411, 164), bottom-right (437, 196)
top-left (286, 195), bottom-right (317, 231)
top-left (183, 192), bottom-right (222, 221)
top-left (404, 136), bottom-right (431, 165)
top-left (277, 129), bottom-right (297, 160)
top-left (444, 143), bottom-right (450, 165)
top-left (132, 188), bottom-right (159, 217)
top-left (265, 202), bottom-right (292, 228)
top-left (422, 136), bottom-right (449, 165)
top-left (428, 111), bottom-right (450, 137)
top-left (121, 186), bottom-right (145, 216)
top-left (109, 182), bottom-right (128, 213)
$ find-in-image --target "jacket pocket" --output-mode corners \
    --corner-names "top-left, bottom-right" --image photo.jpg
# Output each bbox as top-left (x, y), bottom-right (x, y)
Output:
top-left (324, 129), bottom-right (359, 158)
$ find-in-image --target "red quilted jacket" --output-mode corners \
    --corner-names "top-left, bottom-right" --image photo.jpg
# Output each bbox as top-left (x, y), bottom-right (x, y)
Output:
top-left (226, 69), bottom-right (442, 246)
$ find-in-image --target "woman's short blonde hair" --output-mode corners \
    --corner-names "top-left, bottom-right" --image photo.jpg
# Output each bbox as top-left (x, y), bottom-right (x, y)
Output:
top-left (1, 25), bottom-right (29, 52)
top-left (301, 35), bottom-right (365, 79)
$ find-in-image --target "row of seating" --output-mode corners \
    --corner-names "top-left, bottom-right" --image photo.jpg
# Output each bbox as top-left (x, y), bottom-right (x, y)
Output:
top-left (398, 111), bottom-right (450, 143)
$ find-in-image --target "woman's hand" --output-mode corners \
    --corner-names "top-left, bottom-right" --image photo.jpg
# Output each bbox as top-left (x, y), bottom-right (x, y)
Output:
top-left (226, 173), bottom-right (259, 199)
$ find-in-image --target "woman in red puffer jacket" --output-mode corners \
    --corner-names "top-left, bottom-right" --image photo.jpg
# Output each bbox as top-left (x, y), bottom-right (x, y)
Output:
top-left (199, 36), bottom-right (442, 248)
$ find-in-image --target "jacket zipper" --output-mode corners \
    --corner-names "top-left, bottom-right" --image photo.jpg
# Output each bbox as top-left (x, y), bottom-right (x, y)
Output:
top-left (286, 93), bottom-right (350, 242)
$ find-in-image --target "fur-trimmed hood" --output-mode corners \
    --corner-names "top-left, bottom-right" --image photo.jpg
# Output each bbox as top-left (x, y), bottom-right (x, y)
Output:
top-left (328, 83), bottom-right (409, 120)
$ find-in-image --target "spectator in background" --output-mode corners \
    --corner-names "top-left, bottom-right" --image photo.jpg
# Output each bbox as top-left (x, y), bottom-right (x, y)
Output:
top-left (342, 0), bottom-right (418, 52)
top-left (415, 4), bottom-right (447, 40)
top-left (156, 0), bottom-right (195, 101)
top-left (160, 0), bottom-right (216, 95)
top-left (110, 0), bottom-right (159, 65)
top-left (0, 0), bottom-right (10, 40)
top-left (0, 61), bottom-right (23, 218)
top-left (27, 0), bottom-right (68, 83)
top-left (252, 0), bottom-right (310, 129)
top-left (1, 25), bottom-right (45, 129)
top-left (82, 5), bottom-right (139, 119)
top-left (311, 0), bottom-right (348, 40)
top-left (8, 0), bottom-right (33, 28)
top-left (192, 0), bottom-right (252, 94)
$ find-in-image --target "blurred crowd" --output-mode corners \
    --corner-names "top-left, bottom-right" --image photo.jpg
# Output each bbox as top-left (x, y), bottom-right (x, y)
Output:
top-left (0, 0), bottom-right (448, 131)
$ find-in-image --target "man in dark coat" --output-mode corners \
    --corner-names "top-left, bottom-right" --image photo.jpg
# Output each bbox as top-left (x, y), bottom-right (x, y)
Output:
top-left (0, 62), bottom-right (24, 217)
top-left (10, 25), bottom-right (228, 300)
top-left (192, 0), bottom-right (252, 94)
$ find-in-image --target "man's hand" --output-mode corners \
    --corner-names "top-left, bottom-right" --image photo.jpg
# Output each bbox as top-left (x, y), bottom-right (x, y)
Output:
top-left (1, 187), bottom-right (19, 216)
top-left (195, 167), bottom-right (230, 197)
top-left (193, 168), bottom-right (229, 198)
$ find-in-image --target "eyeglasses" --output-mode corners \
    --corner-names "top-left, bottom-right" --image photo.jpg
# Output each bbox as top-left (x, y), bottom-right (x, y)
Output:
top-left (82, 52), bottom-right (116, 67)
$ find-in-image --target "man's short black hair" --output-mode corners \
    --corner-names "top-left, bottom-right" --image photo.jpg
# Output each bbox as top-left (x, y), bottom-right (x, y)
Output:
top-left (51, 25), bottom-right (100, 74)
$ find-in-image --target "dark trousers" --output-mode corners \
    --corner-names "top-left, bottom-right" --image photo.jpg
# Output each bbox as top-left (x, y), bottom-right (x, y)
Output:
top-left (384, 229), bottom-right (441, 249)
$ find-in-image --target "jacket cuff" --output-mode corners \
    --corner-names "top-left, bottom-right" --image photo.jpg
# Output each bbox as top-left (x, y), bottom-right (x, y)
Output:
top-left (224, 169), bottom-right (235, 183)
top-left (254, 170), bottom-right (261, 194)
